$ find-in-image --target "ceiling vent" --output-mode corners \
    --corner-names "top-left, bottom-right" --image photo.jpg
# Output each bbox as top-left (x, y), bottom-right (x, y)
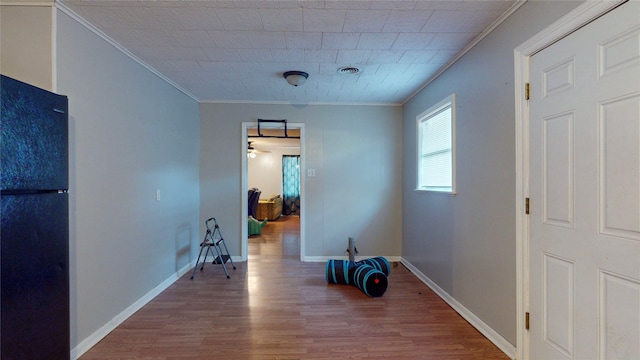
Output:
top-left (338, 66), bottom-right (360, 75)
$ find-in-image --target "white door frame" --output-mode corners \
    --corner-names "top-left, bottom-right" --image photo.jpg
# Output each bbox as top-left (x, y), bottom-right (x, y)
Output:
top-left (514, 1), bottom-right (625, 359)
top-left (241, 122), bottom-right (306, 261)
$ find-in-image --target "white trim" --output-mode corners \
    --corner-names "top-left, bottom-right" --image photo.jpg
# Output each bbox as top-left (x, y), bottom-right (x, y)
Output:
top-left (414, 189), bottom-right (457, 196)
top-left (403, 0), bottom-right (527, 105)
top-left (401, 258), bottom-right (517, 360)
top-left (303, 256), bottom-right (402, 263)
top-left (201, 99), bottom-right (402, 107)
top-left (71, 260), bottom-right (196, 359)
top-left (0, 1), bottom-right (53, 5)
top-left (242, 122), bottom-right (306, 262)
top-left (54, 1), bottom-right (199, 102)
top-left (416, 93), bottom-right (456, 194)
top-left (298, 125), bottom-right (306, 262)
top-left (513, 1), bottom-right (625, 360)
top-left (241, 123), bottom-right (250, 261)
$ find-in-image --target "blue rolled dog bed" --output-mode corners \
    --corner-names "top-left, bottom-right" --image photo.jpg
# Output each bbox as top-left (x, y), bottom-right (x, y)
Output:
top-left (326, 259), bottom-right (355, 285)
top-left (326, 257), bottom-right (390, 297)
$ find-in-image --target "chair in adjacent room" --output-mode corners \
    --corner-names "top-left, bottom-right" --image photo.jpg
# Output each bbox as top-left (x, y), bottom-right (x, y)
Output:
top-left (248, 188), bottom-right (261, 218)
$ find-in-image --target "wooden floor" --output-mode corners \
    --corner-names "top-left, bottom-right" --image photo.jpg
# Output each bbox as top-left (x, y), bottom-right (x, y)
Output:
top-left (80, 216), bottom-right (508, 359)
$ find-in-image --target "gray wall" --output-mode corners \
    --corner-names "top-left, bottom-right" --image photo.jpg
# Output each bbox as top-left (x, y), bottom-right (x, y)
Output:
top-left (248, 146), bottom-right (301, 199)
top-left (0, 4), bottom-right (54, 91)
top-left (56, 10), bottom-right (200, 350)
top-left (401, 0), bottom-right (583, 346)
top-left (201, 103), bottom-right (402, 259)
top-left (2, 0), bottom-right (590, 355)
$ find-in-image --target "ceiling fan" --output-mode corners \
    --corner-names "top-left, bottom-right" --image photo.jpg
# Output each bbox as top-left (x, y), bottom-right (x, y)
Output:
top-left (247, 141), bottom-right (270, 158)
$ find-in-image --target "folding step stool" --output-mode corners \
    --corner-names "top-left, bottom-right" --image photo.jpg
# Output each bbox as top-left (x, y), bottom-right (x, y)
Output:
top-left (191, 217), bottom-right (236, 279)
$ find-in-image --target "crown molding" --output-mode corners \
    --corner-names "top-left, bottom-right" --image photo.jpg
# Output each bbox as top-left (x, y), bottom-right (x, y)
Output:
top-left (200, 99), bottom-right (402, 107)
top-left (0, 1), bottom-right (54, 6)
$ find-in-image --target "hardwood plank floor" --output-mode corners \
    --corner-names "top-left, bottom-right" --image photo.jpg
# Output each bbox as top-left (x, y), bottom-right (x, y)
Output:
top-left (80, 216), bottom-right (509, 359)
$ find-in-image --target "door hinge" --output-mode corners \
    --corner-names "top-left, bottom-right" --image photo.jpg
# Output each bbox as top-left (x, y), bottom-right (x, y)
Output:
top-left (525, 197), bottom-right (530, 215)
top-left (525, 83), bottom-right (530, 100)
top-left (525, 312), bottom-right (530, 330)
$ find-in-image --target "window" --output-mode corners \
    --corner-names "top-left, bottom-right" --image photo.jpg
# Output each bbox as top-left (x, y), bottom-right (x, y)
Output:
top-left (417, 94), bottom-right (456, 193)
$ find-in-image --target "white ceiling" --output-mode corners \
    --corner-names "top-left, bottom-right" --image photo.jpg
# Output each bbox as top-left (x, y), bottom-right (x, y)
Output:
top-left (59, 0), bottom-right (521, 104)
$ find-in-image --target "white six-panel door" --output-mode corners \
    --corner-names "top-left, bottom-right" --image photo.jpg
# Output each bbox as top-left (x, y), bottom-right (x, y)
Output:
top-left (529, 1), bottom-right (640, 358)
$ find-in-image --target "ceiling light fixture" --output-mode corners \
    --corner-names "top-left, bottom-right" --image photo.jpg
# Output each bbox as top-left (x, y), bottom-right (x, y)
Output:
top-left (338, 66), bottom-right (360, 75)
top-left (283, 71), bottom-right (308, 87)
top-left (247, 142), bottom-right (257, 158)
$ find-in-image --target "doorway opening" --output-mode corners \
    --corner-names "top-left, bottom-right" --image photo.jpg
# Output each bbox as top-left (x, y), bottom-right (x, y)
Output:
top-left (241, 122), bottom-right (305, 262)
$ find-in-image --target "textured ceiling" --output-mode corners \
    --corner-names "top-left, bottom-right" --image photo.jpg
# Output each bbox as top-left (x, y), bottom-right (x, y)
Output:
top-left (59, 0), bottom-right (521, 104)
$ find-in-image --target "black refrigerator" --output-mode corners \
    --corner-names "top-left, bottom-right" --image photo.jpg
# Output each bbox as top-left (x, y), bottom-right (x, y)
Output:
top-left (1, 75), bottom-right (70, 359)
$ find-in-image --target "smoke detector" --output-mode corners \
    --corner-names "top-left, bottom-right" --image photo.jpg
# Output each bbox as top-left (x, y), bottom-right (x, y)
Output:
top-left (337, 66), bottom-right (361, 75)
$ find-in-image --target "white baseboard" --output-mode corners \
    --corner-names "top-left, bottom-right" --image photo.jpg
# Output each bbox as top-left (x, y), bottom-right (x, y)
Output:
top-left (400, 258), bottom-right (517, 360)
top-left (303, 255), bottom-right (402, 263)
top-left (71, 260), bottom-right (196, 359)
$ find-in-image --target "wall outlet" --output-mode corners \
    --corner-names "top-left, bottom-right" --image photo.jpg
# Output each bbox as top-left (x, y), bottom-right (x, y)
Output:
top-left (156, 189), bottom-right (161, 202)
top-left (307, 169), bottom-right (316, 177)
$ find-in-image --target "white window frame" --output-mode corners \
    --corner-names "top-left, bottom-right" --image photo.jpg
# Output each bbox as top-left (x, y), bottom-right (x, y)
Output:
top-left (416, 93), bottom-right (456, 194)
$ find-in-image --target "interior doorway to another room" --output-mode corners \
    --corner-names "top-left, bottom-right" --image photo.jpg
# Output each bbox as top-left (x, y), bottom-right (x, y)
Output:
top-left (242, 122), bottom-right (304, 261)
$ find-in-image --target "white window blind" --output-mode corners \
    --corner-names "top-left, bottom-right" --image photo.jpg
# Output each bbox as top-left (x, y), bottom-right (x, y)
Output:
top-left (417, 95), bottom-right (455, 193)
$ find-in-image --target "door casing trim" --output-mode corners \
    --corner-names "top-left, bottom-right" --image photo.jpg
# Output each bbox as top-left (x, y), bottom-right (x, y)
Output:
top-left (514, 1), bottom-right (626, 359)
top-left (241, 122), bottom-right (306, 261)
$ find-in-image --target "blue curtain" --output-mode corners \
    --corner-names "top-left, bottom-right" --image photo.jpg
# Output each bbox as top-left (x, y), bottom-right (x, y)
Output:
top-left (282, 155), bottom-right (300, 215)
